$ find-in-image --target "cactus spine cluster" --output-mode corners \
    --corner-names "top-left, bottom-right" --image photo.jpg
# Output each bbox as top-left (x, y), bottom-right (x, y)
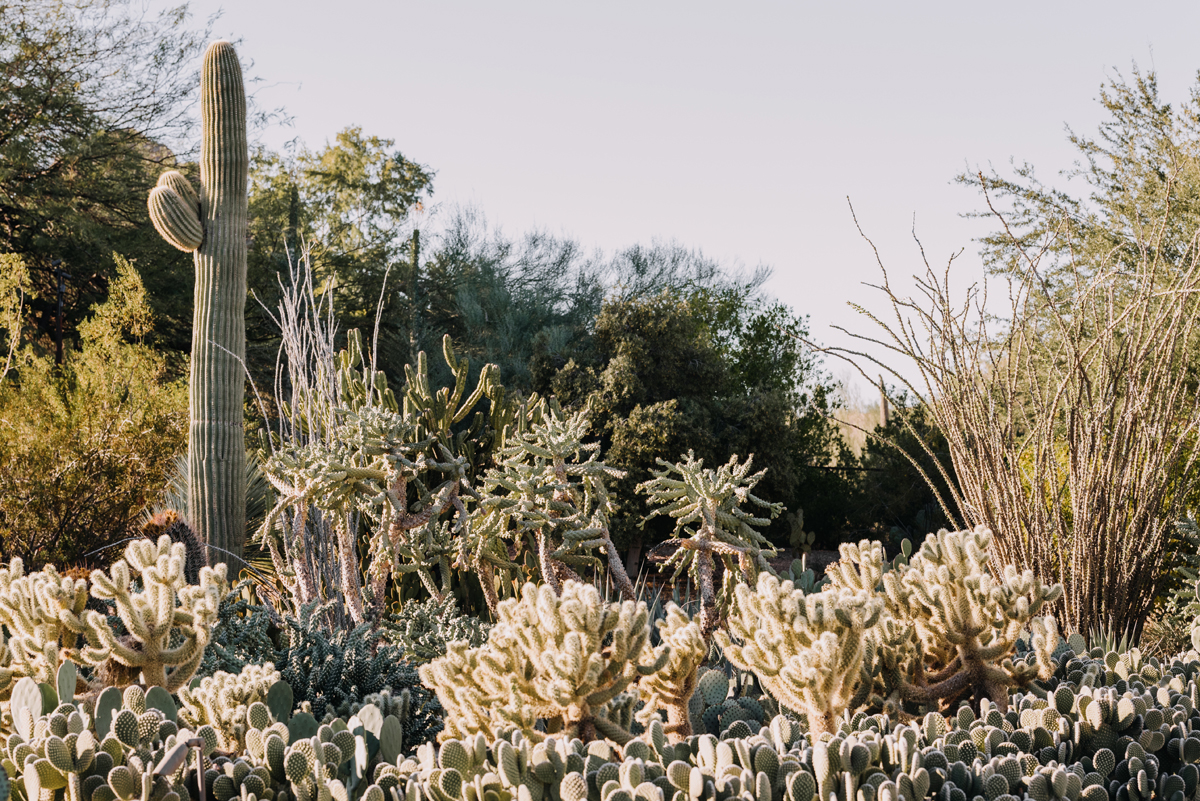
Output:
top-left (147, 40), bottom-right (249, 563)
top-left (418, 580), bottom-right (670, 744)
top-left (82, 536), bottom-right (229, 692)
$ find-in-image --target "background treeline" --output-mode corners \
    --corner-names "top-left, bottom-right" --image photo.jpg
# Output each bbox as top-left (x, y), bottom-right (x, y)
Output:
top-left (0, 1), bottom-right (947, 567)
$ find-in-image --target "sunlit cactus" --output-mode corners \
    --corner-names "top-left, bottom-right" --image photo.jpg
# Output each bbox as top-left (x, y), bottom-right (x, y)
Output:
top-left (81, 536), bottom-right (229, 691)
top-left (147, 40), bottom-right (249, 563)
top-left (638, 450), bottom-right (782, 638)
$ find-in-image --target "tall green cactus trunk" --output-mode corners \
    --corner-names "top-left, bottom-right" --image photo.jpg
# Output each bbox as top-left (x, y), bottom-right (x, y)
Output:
top-left (147, 40), bottom-right (247, 565)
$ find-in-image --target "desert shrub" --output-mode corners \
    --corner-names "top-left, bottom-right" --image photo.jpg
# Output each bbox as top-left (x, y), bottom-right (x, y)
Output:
top-left (0, 255), bottom-right (186, 566)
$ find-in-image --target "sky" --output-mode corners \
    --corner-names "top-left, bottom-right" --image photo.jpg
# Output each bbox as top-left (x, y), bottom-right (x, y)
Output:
top-left (159, 1), bottom-right (1200, 395)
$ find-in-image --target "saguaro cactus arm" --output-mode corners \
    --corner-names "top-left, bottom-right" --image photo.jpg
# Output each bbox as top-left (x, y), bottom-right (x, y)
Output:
top-left (148, 40), bottom-right (249, 564)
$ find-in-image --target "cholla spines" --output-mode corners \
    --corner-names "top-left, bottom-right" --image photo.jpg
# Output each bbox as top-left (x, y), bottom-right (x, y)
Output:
top-left (418, 580), bottom-right (668, 743)
top-left (0, 558), bottom-right (88, 685)
top-left (147, 40), bottom-right (249, 563)
top-left (716, 572), bottom-right (882, 736)
top-left (81, 536), bottom-right (228, 692)
top-left (637, 450), bottom-right (783, 639)
top-left (880, 526), bottom-right (1063, 712)
top-left (473, 405), bottom-right (633, 604)
top-left (177, 662), bottom-right (283, 752)
top-left (634, 602), bottom-right (706, 742)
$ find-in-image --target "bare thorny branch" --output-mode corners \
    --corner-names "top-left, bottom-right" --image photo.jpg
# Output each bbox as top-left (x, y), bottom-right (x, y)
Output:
top-left (801, 178), bottom-right (1200, 638)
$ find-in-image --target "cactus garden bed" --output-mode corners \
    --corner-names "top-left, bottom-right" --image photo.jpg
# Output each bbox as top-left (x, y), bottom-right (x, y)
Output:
top-left (7, 30), bottom-right (1200, 801)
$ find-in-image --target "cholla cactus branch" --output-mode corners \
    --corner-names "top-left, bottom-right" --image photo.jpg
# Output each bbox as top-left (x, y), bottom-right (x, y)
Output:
top-left (638, 451), bottom-right (783, 638)
top-left (82, 536), bottom-right (228, 691)
top-left (716, 572), bottom-right (882, 736)
top-left (418, 580), bottom-right (668, 743)
top-left (471, 405), bottom-right (633, 607)
top-left (0, 559), bottom-right (88, 685)
top-left (634, 602), bottom-right (706, 742)
top-left (878, 526), bottom-right (1063, 712)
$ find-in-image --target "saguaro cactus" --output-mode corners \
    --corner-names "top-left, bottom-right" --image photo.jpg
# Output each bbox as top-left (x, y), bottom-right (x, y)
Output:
top-left (148, 40), bottom-right (249, 562)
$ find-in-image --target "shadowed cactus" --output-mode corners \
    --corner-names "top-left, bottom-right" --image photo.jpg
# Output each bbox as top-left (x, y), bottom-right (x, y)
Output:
top-left (638, 451), bottom-right (782, 640)
top-left (634, 602), bottom-right (706, 742)
top-left (147, 40), bottom-right (249, 564)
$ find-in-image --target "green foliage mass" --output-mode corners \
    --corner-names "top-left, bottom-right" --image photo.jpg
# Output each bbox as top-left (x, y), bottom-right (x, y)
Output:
top-left (547, 288), bottom-right (845, 551)
top-left (0, 256), bottom-right (187, 565)
top-left (246, 128), bottom-right (434, 384)
top-left (277, 600), bottom-right (443, 745)
top-left (0, 2), bottom-right (220, 357)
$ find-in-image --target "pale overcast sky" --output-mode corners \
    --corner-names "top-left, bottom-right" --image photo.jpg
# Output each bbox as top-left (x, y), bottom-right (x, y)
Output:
top-left (163, 1), bottom-right (1200, 394)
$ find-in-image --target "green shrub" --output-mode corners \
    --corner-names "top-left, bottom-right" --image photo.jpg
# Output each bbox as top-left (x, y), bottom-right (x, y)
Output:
top-left (0, 255), bottom-right (187, 565)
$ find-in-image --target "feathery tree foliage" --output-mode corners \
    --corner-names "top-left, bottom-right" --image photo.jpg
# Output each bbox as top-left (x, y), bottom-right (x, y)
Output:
top-left (0, 0), bottom-right (218, 356)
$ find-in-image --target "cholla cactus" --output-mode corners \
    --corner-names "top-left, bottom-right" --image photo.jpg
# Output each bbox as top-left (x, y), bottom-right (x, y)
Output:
top-left (0, 559), bottom-right (88, 685)
top-left (418, 580), bottom-right (668, 743)
top-left (638, 451), bottom-right (783, 638)
top-left (879, 526), bottom-right (1062, 712)
top-left (81, 535), bottom-right (228, 692)
top-left (716, 572), bottom-right (883, 736)
top-left (386, 596), bottom-right (491, 665)
top-left (472, 405), bottom-right (633, 609)
top-left (262, 403), bottom-right (469, 623)
top-left (634, 602), bottom-right (706, 742)
top-left (177, 662), bottom-right (282, 751)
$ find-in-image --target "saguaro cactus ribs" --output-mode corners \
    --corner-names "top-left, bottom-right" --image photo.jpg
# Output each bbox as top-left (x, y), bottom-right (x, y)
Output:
top-left (148, 40), bottom-right (249, 563)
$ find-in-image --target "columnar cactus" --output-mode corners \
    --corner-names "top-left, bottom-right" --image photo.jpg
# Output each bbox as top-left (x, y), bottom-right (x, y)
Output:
top-left (716, 573), bottom-right (883, 736)
top-left (81, 536), bottom-right (229, 691)
top-left (418, 580), bottom-right (669, 743)
top-left (147, 40), bottom-right (249, 563)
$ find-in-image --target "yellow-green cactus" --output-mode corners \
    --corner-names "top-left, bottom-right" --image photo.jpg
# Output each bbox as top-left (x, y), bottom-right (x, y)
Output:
top-left (879, 526), bottom-right (1062, 712)
top-left (147, 40), bottom-right (249, 562)
top-left (716, 572), bottom-right (883, 737)
top-left (418, 580), bottom-right (668, 743)
top-left (0, 558), bottom-right (88, 686)
top-left (638, 451), bottom-right (782, 639)
top-left (472, 404), bottom-right (633, 607)
top-left (177, 662), bottom-right (282, 752)
top-left (634, 602), bottom-right (706, 742)
top-left (81, 536), bottom-right (228, 692)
